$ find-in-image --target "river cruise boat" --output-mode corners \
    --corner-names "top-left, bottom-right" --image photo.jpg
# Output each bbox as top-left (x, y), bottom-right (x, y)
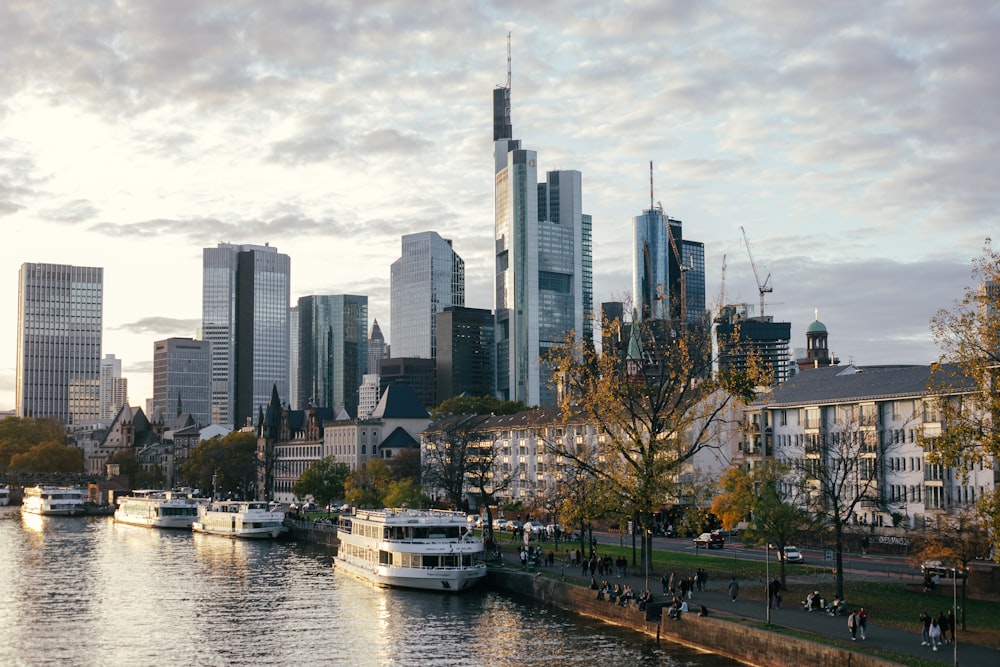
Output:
top-left (20, 486), bottom-right (86, 516)
top-left (334, 508), bottom-right (487, 592)
top-left (114, 490), bottom-right (208, 529)
top-left (192, 500), bottom-right (285, 539)
top-left (0, 485), bottom-right (10, 506)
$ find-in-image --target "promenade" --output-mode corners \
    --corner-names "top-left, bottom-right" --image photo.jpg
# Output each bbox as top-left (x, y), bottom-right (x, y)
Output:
top-left (558, 562), bottom-right (998, 665)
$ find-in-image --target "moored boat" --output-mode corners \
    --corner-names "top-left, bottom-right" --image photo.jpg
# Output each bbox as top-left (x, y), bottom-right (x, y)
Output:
top-left (0, 485), bottom-right (10, 506)
top-left (20, 486), bottom-right (86, 516)
top-left (192, 500), bottom-right (285, 539)
top-left (114, 490), bottom-right (208, 529)
top-left (334, 508), bottom-right (487, 592)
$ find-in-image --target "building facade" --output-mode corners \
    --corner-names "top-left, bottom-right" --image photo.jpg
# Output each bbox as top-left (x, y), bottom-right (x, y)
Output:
top-left (716, 304), bottom-right (792, 386)
top-left (632, 207), bottom-right (706, 326)
top-left (16, 262), bottom-right (103, 426)
top-left (390, 231), bottom-right (464, 360)
top-left (99, 354), bottom-right (128, 422)
top-left (435, 306), bottom-right (495, 404)
top-left (493, 74), bottom-right (592, 406)
top-left (368, 319), bottom-right (388, 374)
top-left (202, 243), bottom-right (290, 429)
top-left (297, 294), bottom-right (368, 416)
top-left (151, 337), bottom-right (211, 427)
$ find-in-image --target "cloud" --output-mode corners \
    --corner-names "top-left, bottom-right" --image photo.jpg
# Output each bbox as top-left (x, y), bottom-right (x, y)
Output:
top-left (39, 199), bottom-right (100, 223)
top-left (112, 317), bottom-right (202, 337)
top-left (88, 212), bottom-right (353, 244)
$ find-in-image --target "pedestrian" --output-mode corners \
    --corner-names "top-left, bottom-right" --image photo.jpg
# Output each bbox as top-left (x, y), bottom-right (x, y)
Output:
top-left (928, 617), bottom-right (942, 651)
top-left (679, 576), bottom-right (690, 601)
top-left (696, 567), bottom-right (706, 592)
top-left (767, 577), bottom-right (781, 609)
top-left (728, 578), bottom-right (739, 602)
top-left (661, 573), bottom-right (669, 595)
top-left (856, 607), bottom-right (868, 640)
top-left (668, 571), bottom-right (677, 596)
top-left (919, 611), bottom-right (931, 646)
top-left (848, 610), bottom-right (859, 640)
top-left (947, 609), bottom-right (956, 644)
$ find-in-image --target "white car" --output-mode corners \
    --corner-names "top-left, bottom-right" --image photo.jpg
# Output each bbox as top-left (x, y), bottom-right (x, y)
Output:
top-left (779, 546), bottom-right (804, 563)
top-left (492, 518), bottom-right (508, 531)
top-left (523, 521), bottom-right (545, 535)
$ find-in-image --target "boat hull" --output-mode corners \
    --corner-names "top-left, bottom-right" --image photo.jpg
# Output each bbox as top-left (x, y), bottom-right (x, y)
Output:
top-left (192, 523), bottom-right (282, 539)
top-left (334, 556), bottom-right (487, 592)
top-left (115, 514), bottom-right (197, 530)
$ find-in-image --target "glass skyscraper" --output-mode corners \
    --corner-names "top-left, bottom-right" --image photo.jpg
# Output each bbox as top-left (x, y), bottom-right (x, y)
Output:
top-left (297, 294), bottom-right (368, 416)
top-left (493, 70), bottom-right (592, 406)
top-left (152, 337), bottom-right (211, 426)
top-left (632, 208), bottom-right (706, 326)
top-left (389, 231), bottom-right (464, 360)
top-left (202, 243), bottom-right (290, 428)
top-left (16, 262), bottom-right (103, 425)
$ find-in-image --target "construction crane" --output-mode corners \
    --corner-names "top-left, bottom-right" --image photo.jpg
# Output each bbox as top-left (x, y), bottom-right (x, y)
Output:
top-left (657, 201), bottom-right (688, 325)
top-left (740, 226), bottom-right (772, 318)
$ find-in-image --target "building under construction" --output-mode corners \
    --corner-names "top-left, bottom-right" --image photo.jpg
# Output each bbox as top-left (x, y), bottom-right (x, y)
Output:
top-left (715, 304), bottom-right (791, 387)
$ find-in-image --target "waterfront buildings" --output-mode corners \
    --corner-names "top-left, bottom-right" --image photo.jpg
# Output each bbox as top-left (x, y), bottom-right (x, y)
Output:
top-left (390, 231), bottom-right (464, 361)
top-left (16, 262), bottom-right (103, 426)
top-left (435, 306), bottom-right (495, 404)
top-left (151, 337), bottom-right (211, 427)
top-left (202, 243), bottom-right (290, 429)
top-left (324, 384), bottom-right (429, 471)
top-left (99, 354), bottom-right (128, 422)
top-left (297, 294), bottom-right (368, 416)
top-left (493, 66), bottom-right (592, 406)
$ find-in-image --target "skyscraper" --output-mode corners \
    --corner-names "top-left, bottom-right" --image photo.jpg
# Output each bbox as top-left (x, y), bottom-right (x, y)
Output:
top-left (632, 205), bottom-right (706, 325)
top-left (368, 319), bottom-right (387, 374)
top-left (436, 306), bottom-right (495, 404)
top-left (152, 338), bottom-right (211, 426)
top-left (16, 262), bottom-right (103, 425)
top-left (202, 243), bottom-right (290, 428)
top-left (297, 294), bottom-right (368, 416)
top-left (493, 57), bottom-right (592, 406)
top-left (390, 231), bottom-right (464, 360)
top-left (99, 354), bottom-right (128, 422)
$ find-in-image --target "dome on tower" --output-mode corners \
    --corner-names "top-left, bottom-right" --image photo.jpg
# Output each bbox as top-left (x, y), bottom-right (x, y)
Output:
top-left (806, 319), bottom-right (828, 334)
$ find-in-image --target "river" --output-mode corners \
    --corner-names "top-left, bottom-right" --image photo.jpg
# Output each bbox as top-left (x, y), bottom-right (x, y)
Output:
top-left (0, 506), bottom-right (740, 666)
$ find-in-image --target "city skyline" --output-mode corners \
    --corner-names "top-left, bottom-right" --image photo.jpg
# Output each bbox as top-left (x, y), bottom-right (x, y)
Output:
top-left (1, 2), bottom-right (994, 410)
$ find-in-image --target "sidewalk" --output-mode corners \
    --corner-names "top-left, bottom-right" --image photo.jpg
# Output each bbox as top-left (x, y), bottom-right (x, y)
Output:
top-left (600, 567), bottom-right (999, 665)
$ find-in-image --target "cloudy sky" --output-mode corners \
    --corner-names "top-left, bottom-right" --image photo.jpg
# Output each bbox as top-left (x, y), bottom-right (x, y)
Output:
top-left (1, 1), bottom-right (996, 411)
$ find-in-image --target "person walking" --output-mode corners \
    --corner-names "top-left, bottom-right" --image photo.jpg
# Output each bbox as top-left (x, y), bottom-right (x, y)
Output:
top-left (928, 617), bottom-right (942, 651)
top-left (856, 607), bottom-right (868, 640)
top-left (661, 573), bottom-right (669, 595)
top-left (728, 578), bottom-right (739, 602)
top-left (919, 611), bottom-right (931, 646)
top-left (847, 610), bottom-right (859, 641)
top-left (767, 577), bottom-right (781, 609)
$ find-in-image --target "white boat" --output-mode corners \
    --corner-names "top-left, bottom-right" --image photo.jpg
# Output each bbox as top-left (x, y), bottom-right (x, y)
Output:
top-left (192, 500), bottom-right (285, 539)
top-left (20, 486), bottom-right (86, 516)
top-left (114, 490), bottom-right (208, 529)
top-left (0, 485), bottom-right (10, 506)
top-left (334, 508), bottom-right (487, 592)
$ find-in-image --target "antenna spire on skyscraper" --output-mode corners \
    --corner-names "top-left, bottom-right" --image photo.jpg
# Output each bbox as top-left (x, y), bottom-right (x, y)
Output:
top-left (507, 31), bottom-right (512, 90)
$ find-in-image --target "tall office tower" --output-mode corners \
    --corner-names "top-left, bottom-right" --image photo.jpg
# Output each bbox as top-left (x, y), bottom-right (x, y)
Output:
top-left (288, 304), bottom-right (299, 409)
top-left (16, 263), bottom-right (103, 425)
top-left (632, 206), bottom-right (706, 325)
top-left (368, 319), bottom-right (387, 374)
top-left (297, 294), bottom-right (368, 416)
top-left (99, 354), bottom-right (128, 421)
top-left (493, 60), bottom-right (591, 406)
top-left (152, 338), bottom-right (211, 426)
top-left (203, 243), bottom-right (290, 429)
top-left (716, 304), bottom-right (792, 386)
top-left (390, 231), bottom-right (465, 360)
top-left (436, 306), bottom-right (495, 404)
top-left (357, 373), bottom-right (381, 419)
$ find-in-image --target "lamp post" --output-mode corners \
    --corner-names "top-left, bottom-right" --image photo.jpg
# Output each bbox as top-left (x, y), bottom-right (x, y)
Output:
top-left (952, 567), bottom-right (958, 667)
top-left (765, 543), bottom-right (771, 625)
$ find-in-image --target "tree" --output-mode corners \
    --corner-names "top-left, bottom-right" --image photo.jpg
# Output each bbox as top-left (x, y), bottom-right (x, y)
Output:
top-left (432, 395), bottom-right (527, 417)
top-left (547, 314), bottom-right (763, 577)
top-left (383, 478), bottom-right (424, 508)
top-left (10, 440), bottom-right (84, 473)
top-left (0, 417), bottom-right (65, 467)
top-left (180, 431), bottom-right (257, 498)
top-left (292, 456), bottom-right (349, 507)
top-left (913, 507), bottom-right (991, 631)
top-left (387, 447), bottom-right (422, 482)
top-left (712, 461), bottom-right (813, 585)
top-left (926, 239), bottom-right (1000, 469)
top-left (422, 414), bottom-right (485, 510)
top-left (344, 459), bottom-right (392, 508)
top-left (106, 449), bottom-right (141, 488)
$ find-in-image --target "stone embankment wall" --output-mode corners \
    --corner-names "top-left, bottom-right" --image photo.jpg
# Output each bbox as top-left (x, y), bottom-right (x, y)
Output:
top-left (487, 568), bottom-right (899, 667)
top-left (284, 518), bottom-right (339, 548)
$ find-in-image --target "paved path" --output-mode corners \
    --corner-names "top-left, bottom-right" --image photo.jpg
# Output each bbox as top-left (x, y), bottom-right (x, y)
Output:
top-left (535, 558), bottom-right (999, 666)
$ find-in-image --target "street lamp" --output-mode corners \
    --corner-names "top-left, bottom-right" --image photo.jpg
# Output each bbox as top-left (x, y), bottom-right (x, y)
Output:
top-left (952, 567), bottom-right (958, 667)
top-left (765, 543), bottom-right (771, 625)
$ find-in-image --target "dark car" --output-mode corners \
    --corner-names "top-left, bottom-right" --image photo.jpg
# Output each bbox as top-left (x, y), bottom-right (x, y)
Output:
top-left (693, 531), bottom-right (725, 549)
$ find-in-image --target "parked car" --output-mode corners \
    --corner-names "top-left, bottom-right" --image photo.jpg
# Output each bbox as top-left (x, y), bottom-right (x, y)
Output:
top-left (545, 523), bottom-right (565, 539)
top-left (492, 518), bottom-right (508, 531)
top-left (505, 520), bottom-right (523, 533)
top-left (693, 531), bottom-right (725, 549)
top-left (778, 546), bottom-right (804, 563)
top-left (523, 521), bottom-right (545, 535)
top-left (921, 560), bottom-right (966, 578)
top-left (466, 514), bottom-right (481, 528)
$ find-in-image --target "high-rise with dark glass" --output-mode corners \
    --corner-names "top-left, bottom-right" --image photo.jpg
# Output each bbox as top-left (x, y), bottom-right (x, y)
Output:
top-left (493, 60), bottom-right (592, 406)
top-left (297, 294), bottom-right (368, 416)
top-left (390, 231), bottom-right (464, 360)
top-left (16, 262), bottom-right (103, 425)
top-left (632, 208), bottom-right (706, 326)
top-left (152, 338), bottom-right (211, 426)
top-left (436, 306), bottom-right (495, 404)
top-left (203, 243), bottom-right (290, 428)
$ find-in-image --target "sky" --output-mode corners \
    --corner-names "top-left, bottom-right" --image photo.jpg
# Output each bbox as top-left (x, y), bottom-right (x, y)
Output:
top-left (1, 1), bottom-right (997, 412)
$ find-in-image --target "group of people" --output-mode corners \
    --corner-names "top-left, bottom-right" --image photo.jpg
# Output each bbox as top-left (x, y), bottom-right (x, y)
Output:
top-left (660, 568), bottom-right (708, 599)
top-left (846, 607), bottom-right (869, 640)
top-left (590, 579), bottom-right (652, 609)
top-left (582, 553), bottom-right (629, 578)
top-left (919, 610), bottom-right (956, 651)
top-left (517, 544), bottom-right (556, 568)
top-left (801, 591), bottom-right (847, 616)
